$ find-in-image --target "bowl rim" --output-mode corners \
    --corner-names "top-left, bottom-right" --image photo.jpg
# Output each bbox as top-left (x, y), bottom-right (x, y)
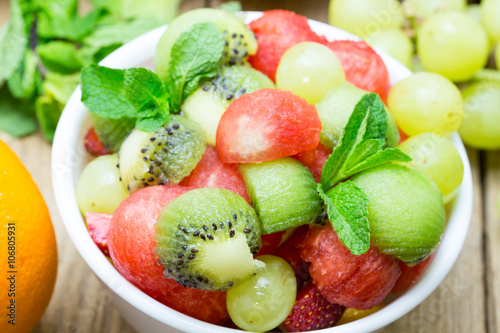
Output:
top-left (51, 11), bottom-right (473, 333)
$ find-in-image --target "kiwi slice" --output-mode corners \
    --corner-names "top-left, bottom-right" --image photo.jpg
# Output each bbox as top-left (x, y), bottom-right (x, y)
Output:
top-left (155, 187), bottom-right (264, 291)
top-left (316, 82), bottom-right (399, 150)
top-left (90, 114), bottom-right (135, 153)
top-left (155, 8), bottom-right (257, 80)
top-left (239, 157), bottom-right (322, 235)
top-left (118, 115), bottom-right (206, 193)
top-left (182, 65), bottom-right (275, 145)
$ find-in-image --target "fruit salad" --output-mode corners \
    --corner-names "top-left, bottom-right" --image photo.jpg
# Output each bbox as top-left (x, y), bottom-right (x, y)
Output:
top-left (76, 7), bottom-right (465, 332)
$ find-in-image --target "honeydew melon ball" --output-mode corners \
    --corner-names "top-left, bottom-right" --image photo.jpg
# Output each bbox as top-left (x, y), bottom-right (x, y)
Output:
top-left (351, 164), bottom-right (445, 263)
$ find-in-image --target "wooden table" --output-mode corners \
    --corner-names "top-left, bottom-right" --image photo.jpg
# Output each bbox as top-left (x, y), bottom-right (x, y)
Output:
top-left (1, 0), bottom-right (499, 332)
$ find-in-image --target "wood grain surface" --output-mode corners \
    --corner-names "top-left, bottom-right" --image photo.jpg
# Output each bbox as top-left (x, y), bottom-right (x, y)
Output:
top-left (1, 0), bottom-right (499, 332)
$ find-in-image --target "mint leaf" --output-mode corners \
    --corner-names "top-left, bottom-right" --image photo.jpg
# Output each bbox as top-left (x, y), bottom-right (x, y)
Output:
top-left (124, 68), bottom-right (169, 132)
top-left (37, 41), bottom-right (83, 74)
top-left (320, 93), bottom-right (411, 190)
top-left (43, 72), bottom-right (81, 105)
top-left (344, 147), bottom-right (412, 177)
top-left (35, 95), bottom-right (63, 142)
top-left (318, 182), bottom-right (370, 255)
top-left (7, 49), bottom-right (39, 100)
top-left (81, 64), bottom-right (136, 119)
top-left (90, 0), bottom-right (181, 22)
top-left (320, 93), bottom-right (381, 190)
top-left (0, 87), bottom-right (37, 137)
top-left (0, 0), bottom-right (28, 84)
top-left (167, 23), bottom-right (225, 111)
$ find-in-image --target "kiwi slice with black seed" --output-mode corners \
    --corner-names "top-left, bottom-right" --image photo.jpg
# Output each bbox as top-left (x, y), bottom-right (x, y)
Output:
top-left (118, 115), bottom-right (206, 193)
top-left (182, 65), bottom-right (275, 145)
top-left (90, 114), bottom-right (135, 153)
top-left (155, 187), bottom-right (264, 291)
top-left (155, 8), bottom-right (258, 80)
top-left (239, 157), bottom-right (323, 235)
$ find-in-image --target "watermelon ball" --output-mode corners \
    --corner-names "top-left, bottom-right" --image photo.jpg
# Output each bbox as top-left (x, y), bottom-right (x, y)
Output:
top-left (299, 225), bottom-right (401, 310)
top-left (248, 10), bottom-right (327, 81)
top-left (216, 88), bottom-right (321, 164)
top-left (108, 185), bottom-right (229, 324)
top-left (351, 164), bottom-right (445, 264)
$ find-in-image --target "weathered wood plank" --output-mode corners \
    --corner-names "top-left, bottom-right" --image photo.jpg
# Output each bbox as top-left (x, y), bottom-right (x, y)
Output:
top-left (485, 150), bottom-right (500, 333)
top-left (381, 147), bottom-right (486, 333)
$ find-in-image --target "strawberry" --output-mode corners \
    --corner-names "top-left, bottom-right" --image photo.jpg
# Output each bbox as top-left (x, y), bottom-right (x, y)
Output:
top-left (85, 212), bottom-right (112, 256)
top-left (282, 280), bottom-right (345, 332)
top-left (84, 127), bottom-right (108, 156)
top-left (274, 225), bottom-right (311, 287)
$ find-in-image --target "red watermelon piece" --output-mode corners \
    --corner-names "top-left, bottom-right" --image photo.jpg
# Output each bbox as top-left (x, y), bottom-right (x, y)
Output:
top-left (392, 253), bottom-right (435, 293)
top-left (108, 185), bottom-right (228, 324)
top-left (293, 143), bottom-right (331, 182)
top-left (86, 212), bottom-right (112, 256)
top-left (84, 127), bottom-right (108, 156)
top-left (216, 89), bottom-right (321, 164)
top-left (187, 146), bottom-right (250, 202)
top-left (299, 225), bottom-right (401, 310)
top-left (323, 40), bottom-right (390, 102)
top-left (248, 10), bottom-right (326, 81)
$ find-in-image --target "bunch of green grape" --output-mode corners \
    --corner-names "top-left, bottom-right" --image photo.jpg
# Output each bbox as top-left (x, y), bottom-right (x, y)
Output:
top-left (329, 0), bottom-right (500, 151)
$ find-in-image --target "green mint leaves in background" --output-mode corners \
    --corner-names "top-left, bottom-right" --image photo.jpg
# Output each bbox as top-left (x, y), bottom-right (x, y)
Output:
top-left (81, 22), bottom-right (224, 133)
top-left (318, 93), bottom-right (411, 255)
top-left (0, 0), bottom-right (182, 141)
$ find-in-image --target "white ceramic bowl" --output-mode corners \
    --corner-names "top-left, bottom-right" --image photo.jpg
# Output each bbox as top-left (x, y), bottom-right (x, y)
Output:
top-left (52, 12), bottom-right (473, 333)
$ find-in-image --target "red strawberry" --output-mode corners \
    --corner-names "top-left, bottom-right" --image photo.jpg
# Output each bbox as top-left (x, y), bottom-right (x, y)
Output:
top-left (86, 212), bottom-right (112, 256)
top-left (248, 10), bottom-right (326, 81)
top-left (299, 225), bottom-right (401, 310)
top-left (187, 145), bottom-right (250, 202)
top-left (392, 253), bottom-right (435, 293)
top-left (323, 40), bottom-right (390, 102)
top-left (84, 127), bottom-right (108, 156)
top-left (282, 280), bottom-right (345, 332)
top-left (274, 225), bottom-right (311, 286)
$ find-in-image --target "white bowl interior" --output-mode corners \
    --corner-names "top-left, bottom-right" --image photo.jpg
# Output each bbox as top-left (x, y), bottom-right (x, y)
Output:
top-left (52, 12), bottom-right (473, 333)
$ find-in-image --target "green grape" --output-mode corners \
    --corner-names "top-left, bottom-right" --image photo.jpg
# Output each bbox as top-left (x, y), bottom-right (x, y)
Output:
top-left (399, 133), bottom-right (463, 204)
top-left (481, 0), bottom-right (500, 43)
top-left (329, 0), bottom-right (404, 38)
top-left (76, 154), bottom-right (129, 215)
top-left (388, 72), bottom-right (464, 137)
top-left (276, 42), bottom-right (345, 105)
top-left (404, 0), bottom-right (466, 27)
top-left (365, 28), bottom-right (413, 68)
top-left (466, 4), bottom-right (482, 24)
top-left (227, 255), bottom-right (296, 332)
top-left (417, 12), bottom-right (489, 82)
top-left (458, 80), bottom-right (500, 150)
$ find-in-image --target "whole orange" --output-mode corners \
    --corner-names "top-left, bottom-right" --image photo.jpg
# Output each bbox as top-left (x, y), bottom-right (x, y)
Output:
top-left (0, 140), bottom-right (58, 332)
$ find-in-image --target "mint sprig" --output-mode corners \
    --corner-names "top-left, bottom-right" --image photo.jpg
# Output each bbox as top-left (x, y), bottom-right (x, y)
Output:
top-left (81, 22), bottom-right (225, 133)
top-left (166, 22), bottom-right (225, 111)
top-left (318, 93), bottom-right (412, 255)
top-left (318, 182), bottom-right (370, 255)
top-left (320, 93), bottom-right (411, 191)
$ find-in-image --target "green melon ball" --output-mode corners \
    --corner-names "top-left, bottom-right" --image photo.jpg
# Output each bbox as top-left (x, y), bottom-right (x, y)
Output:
top-left (316, 82), bottom-right (399, 150)
top-left (351, 164), bottom-right (445, 263)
